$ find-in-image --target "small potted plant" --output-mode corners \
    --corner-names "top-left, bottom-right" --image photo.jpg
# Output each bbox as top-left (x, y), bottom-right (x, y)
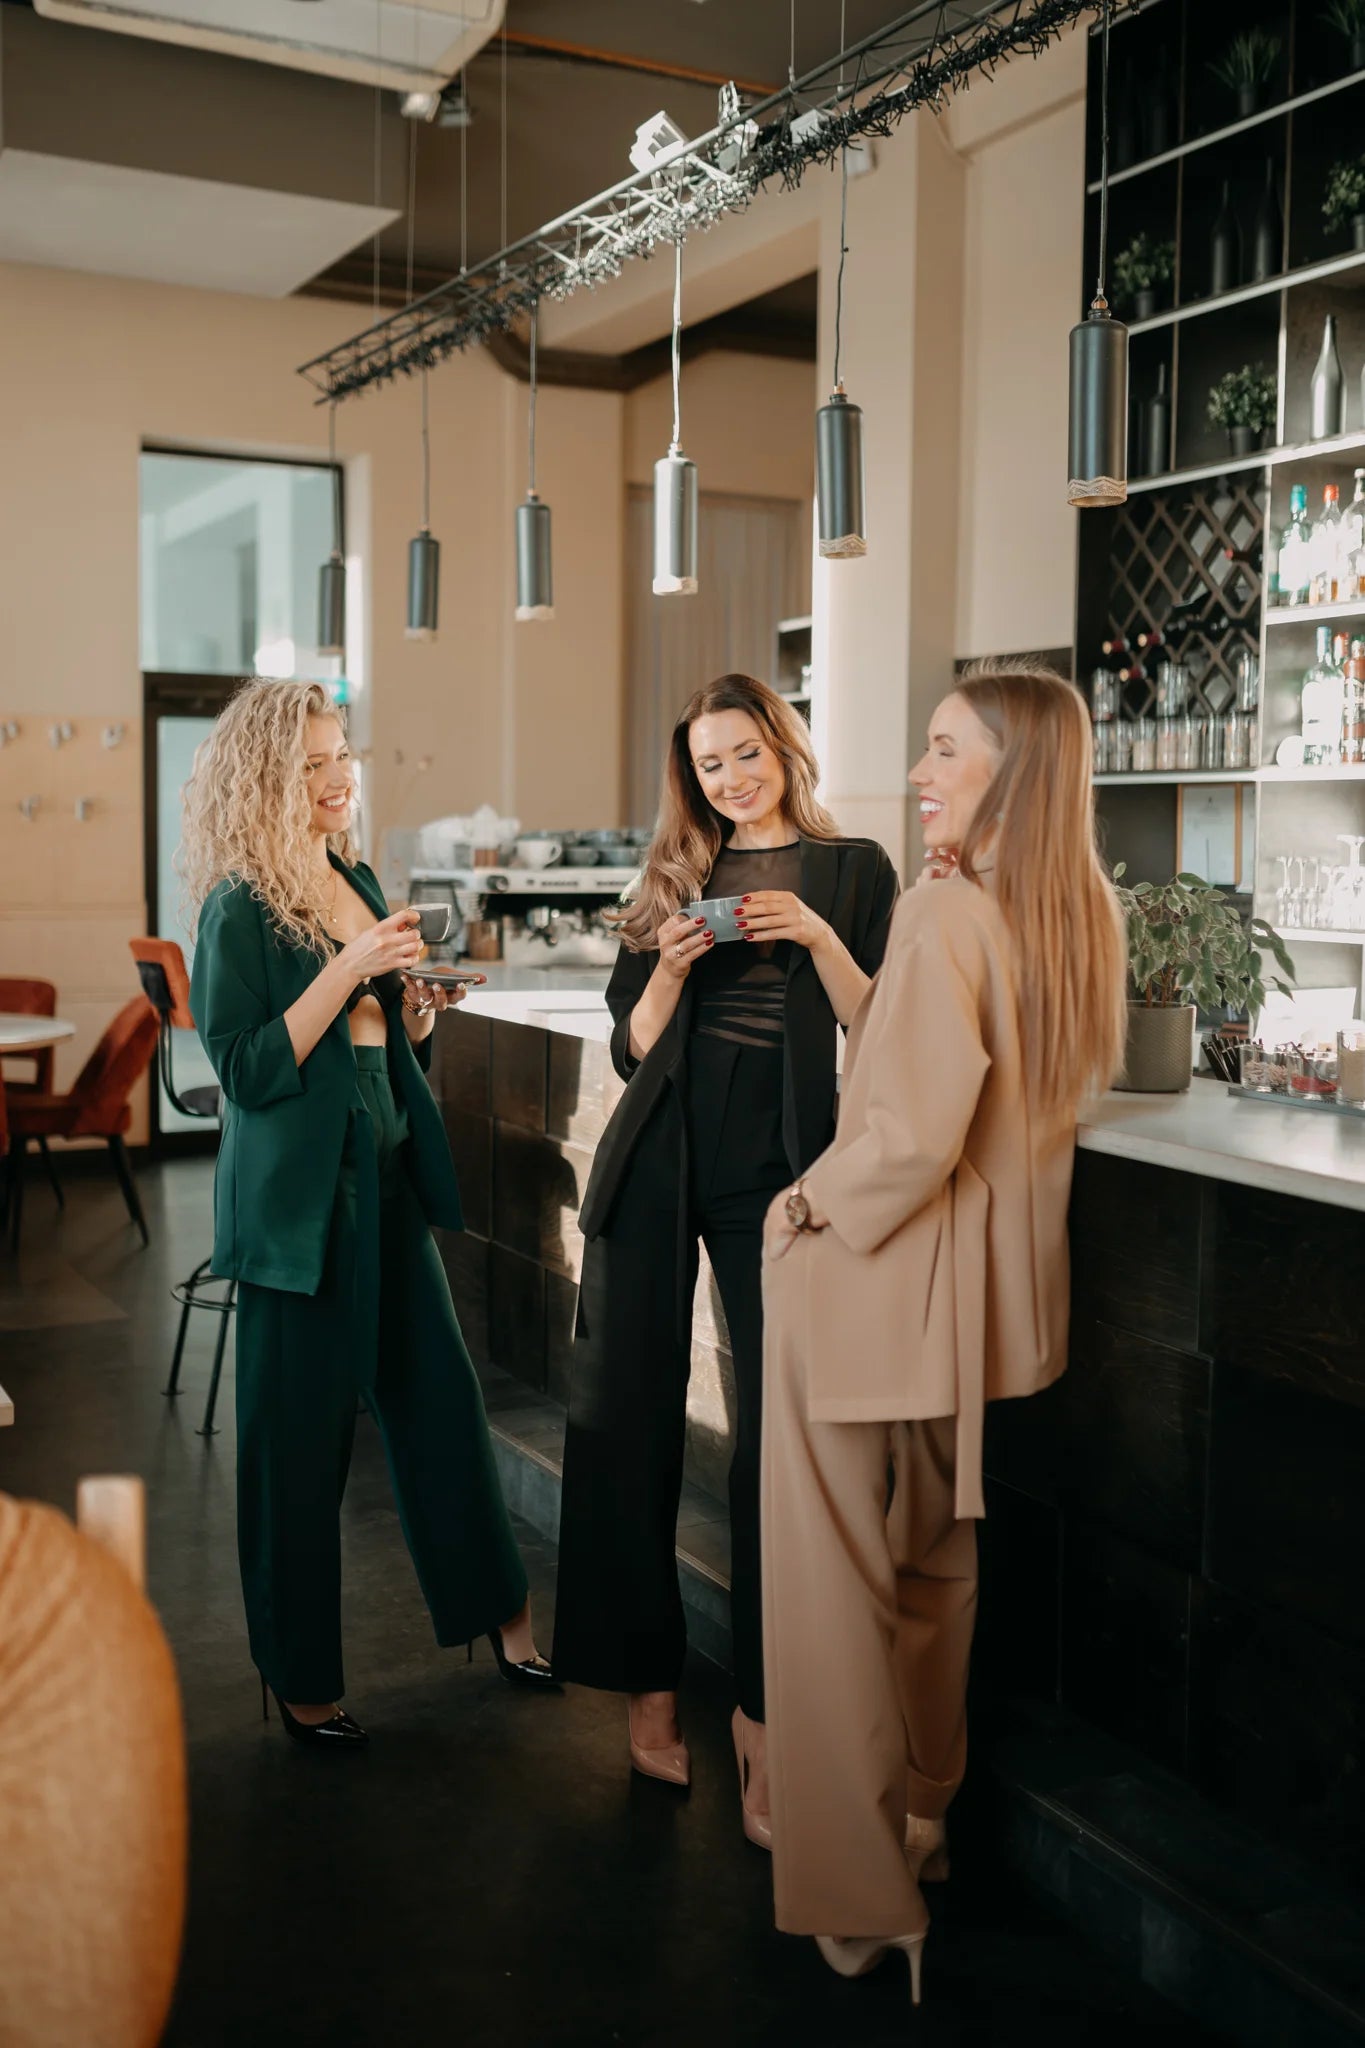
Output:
top-left (1112, 233), bottom-right (1176, 321)
top-left (1323, 154), bottom-right (1365, 252)
top-left (1113, 867), bottom-right (1295, 1093)
top-left (1209, 28), bottom-right (1282, 118)
top-left (1324, 0), bottom-right (1365, 74)
top-left (1207, 364), bottom-right (1278, 457)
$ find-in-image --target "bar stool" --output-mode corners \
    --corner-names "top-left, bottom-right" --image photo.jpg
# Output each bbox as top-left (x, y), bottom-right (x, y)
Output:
top-left (129, 939), bottom-right (235, 1436)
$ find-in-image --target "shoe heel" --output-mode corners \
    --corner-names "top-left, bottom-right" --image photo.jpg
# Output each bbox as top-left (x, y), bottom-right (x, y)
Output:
top-left (890, 1932), bottom-right (927, 2007)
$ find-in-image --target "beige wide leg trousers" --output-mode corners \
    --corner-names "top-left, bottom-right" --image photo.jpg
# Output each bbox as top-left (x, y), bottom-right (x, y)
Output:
top-left (761, 1326), bottom-right (980, 1937)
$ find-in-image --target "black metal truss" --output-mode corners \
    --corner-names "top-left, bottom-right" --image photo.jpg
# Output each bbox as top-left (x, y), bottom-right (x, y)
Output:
top-left (299, 0), bottom-right (1140, 405)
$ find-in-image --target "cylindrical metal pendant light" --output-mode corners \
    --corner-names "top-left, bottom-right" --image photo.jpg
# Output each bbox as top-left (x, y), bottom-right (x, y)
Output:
top-left (515, 305), bottom-right (555, 620)
top-left (817, 135), bottom-right (867, 558)
top-left (1067, 0), bottom-right (1128, 508)
top-left (317, 400), bottom-right (346, 656)
top-left (653, 240), bottom-right (698, 596)
top-left (406, 370), bottom-right (441, 639)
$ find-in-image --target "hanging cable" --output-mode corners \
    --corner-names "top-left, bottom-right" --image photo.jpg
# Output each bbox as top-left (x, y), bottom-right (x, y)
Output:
top-left (420, 368), bottom-right (431, 529)
top-left (528, 303), bottom-right (539, 494)
top-left (500, 23), bottom-right (508, 265)
top-left (372, 0), bottom-right (384, 315)
top-left (833, 0), bottom-right (849, 390)
top-left (788, 0), bottom-right (797, 88)
top-left (670, 238), bottom-right (683, 450)
top-left (328, 401), bottom-right (341, 550)
top-left (460, 62), bottom-right (469, 273)
top-left (1096, 0), bottom-right (1111, 305)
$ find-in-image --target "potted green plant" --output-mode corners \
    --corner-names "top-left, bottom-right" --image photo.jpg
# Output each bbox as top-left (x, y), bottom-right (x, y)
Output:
top-left (1112, 233), bottom-right (1176, 321)
top-left (1209, 28), bottom-right (1282, 118)
top-left (1113, 867), bottom-right (1295, 1093)
top-left (1207, 364), bottom-right (1278, 457)
top-left (1324, 0), bottom-right (1365, 74)
top-left (1323, 154), bottom-right (1365, 252)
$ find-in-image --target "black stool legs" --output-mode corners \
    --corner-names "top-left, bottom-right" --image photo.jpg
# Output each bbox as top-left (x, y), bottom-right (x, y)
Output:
top-left (167, 1257), bottom-right (237, 1436)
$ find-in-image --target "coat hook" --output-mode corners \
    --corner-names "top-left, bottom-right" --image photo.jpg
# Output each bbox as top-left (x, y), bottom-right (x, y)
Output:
top-left (49, 721), bottom-right (74, 749)
top-left (19, 796), bottom-right (40, 822)
top-left (0, 720), bottom-right (19, 747)
top-left (101, 723), bottom-right (126, 750)
top-left (75, 797), bottom-right (94, 822)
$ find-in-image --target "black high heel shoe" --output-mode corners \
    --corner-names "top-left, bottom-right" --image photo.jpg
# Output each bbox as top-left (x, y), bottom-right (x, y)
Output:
top-left (260, 1673), bottom-right (369, 1746)
top-left (471, 1631), bottom-right (560, 1689)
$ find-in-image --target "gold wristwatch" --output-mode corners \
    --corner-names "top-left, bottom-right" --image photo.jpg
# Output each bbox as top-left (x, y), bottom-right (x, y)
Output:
top-left (784, 1179), bottom-right (822, 1232)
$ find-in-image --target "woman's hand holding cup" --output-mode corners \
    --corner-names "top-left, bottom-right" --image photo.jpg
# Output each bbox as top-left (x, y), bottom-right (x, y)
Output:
top-left (656, 911), bottom-right (713, 981)
top-left (339, 907), bottom-right (423, 984)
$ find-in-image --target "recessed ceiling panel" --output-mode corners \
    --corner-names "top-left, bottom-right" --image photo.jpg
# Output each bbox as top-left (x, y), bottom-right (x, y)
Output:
top-left (0, 150), bottom-right (398, 296)
top-left (33, 0), bottom-right (504, 90)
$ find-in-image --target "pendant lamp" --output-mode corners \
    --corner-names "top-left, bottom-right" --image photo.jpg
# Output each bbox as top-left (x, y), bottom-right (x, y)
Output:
top-left (317, 400), bottom-right (346, 657)
top-left (653, 239), bottom-right (698, 596)
top-left (406, 369), bottom-right (441, 639)
top-left (816, 140), bottom-right (866, 557)
top-left (1068, 0), bottom-right (1128, 508)
top-left (515, 305), bottom-right (555, 620)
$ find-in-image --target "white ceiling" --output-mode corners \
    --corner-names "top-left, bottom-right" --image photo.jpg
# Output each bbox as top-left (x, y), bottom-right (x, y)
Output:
top-left (0, 150), bottom-right (399, 297)
top-left (33, 0), bottom-right (504, 90)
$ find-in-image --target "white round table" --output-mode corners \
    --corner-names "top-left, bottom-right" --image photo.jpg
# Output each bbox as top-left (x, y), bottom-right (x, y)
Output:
top-left (0, 1014), bottom-right (75, 1056)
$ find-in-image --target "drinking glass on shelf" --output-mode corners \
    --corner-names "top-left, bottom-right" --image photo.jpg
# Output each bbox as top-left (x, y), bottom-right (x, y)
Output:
top-left (1111, 718), bottom-right (1134, 772)
top-left (1156, 716), bottom-right (1178, 770)
top-left (1204, 715), bottom-right (1225, 770)
top-left (1235, 648), bottom-right (1260, 712)
top-left (1090, 668), bottom-right (1120, 723)
top-left (1338, 1026), bottom-right (1365, 1107)
top-left (1339, 836), bottom-right (1365, 930)
top-left (1156, 660), bottom-right (1190, 717)
top-left (1223, 709), bottom-right (1253, 769)
top-left (1274, 853), bottom-right (1294, 927)
top-left (1131, 716), bottom-right (1157, 772)
top-left (1238, 1040), bottom-right (1272, 1092)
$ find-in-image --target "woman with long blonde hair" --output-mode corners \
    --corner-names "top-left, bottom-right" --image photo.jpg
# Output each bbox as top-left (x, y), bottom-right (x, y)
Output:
top-left (760, 665), bottom-right (1125, 2002)
top-left (552, 673), bottom-right (898, 1844)
top-left (183, 679), bottom-right (552, 1747)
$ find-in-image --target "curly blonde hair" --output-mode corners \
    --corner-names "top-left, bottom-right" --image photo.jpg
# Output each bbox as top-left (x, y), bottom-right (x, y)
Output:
top-left (179, 678), bottom-right (357, 954)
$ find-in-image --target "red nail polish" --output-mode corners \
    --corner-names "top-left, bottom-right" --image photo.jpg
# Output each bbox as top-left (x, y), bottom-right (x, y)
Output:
top-left (736, 919), bottom-right (747, 927)
top-left (742, 895), bottom-right (752, 903)
top-left (705, 936), bottom-right (714, 947)
top-left (694, 917), bottom-right (705, 925)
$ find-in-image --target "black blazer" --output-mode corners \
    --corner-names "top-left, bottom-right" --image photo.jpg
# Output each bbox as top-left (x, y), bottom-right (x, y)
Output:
top-left (577, 835), bottom-right (900, 1240)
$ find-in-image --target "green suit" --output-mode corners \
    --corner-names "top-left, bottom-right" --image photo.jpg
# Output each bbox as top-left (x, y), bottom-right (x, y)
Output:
top-left (191, 860), bottom-right (525, 1703)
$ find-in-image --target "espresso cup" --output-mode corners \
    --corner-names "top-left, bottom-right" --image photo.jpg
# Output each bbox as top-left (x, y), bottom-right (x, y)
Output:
top-left (516, 837), bottom-right (563, 869)
top-left (412, 902), bottom-right (452, 945)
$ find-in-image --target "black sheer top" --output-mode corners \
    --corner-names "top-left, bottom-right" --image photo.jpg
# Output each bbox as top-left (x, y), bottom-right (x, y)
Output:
top-left (691, 842), bottom-right (802, 1049)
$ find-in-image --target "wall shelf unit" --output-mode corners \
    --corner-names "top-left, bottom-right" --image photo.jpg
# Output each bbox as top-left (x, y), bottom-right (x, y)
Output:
top-left (1078, 0), bottom-right (1365, 1013)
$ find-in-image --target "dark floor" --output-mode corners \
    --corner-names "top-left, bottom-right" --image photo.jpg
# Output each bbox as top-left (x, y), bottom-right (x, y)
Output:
top-left (0, 1158), bottom-right (1226, 2048)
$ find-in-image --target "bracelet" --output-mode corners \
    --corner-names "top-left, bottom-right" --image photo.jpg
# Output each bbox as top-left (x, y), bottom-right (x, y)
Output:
top-left (403, 991), bottom-right (434, 1017)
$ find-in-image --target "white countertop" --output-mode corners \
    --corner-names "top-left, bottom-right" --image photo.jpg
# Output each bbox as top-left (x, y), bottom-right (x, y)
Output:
top-left (456, 986), bottom-right (1365, 1214)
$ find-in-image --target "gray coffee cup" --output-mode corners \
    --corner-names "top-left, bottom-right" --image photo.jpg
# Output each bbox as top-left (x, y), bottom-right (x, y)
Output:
top-left (413, 902), bottom-right (452, 945)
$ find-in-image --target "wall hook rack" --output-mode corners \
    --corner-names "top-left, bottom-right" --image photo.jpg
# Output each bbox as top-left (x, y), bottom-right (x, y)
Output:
top-left (0, 720), bottom-right (19, 747)
top-left (74, 797), bottom-right (94, 822)
top-left (101, 724), bottom-right (126, 750)
top-left (49, 721), bottom-right (74, 749)
top-left (19, 796), bottom-right (40, 822)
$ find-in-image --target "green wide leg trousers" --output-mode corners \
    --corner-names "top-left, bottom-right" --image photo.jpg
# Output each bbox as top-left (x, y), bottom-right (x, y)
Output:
top-left (235, 1047), bottom-right (527, 1703)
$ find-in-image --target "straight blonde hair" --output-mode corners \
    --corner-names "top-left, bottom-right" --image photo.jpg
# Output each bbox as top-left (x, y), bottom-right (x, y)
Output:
top-left (179, 678), bottom-right (357, 954)
top-left (954, 663), bottom-right (1126, 1114)
top-left (619, 673), bottom-right (842, 948)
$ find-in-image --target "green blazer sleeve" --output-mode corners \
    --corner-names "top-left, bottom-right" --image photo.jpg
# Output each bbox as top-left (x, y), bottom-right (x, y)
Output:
top-left (191, 881), bottom-right (307, 1111)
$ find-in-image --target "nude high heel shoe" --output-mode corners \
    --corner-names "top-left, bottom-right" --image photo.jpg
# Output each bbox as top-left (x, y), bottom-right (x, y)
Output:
top-left (731, 1708), bottom-right (772, 1851)
top-left (905, 1812), bottom-right (950, 1883)
top-left (814, 1926), bottom-right (928, 2006)
top-left (627, 1699), bottom-right (691, 1788)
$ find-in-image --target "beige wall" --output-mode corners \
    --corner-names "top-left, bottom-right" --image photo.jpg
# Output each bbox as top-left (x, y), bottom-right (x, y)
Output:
top-left (0, 261), bottom-right (626, 1107)
top-left (624, 350), bottom-right (816, 502)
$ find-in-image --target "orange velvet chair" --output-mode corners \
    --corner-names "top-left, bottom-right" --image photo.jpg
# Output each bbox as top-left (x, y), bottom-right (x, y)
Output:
top-left (0, 978), bottom-right (64, 1210)
top-left (8, 997), bottom-right (159, 1250)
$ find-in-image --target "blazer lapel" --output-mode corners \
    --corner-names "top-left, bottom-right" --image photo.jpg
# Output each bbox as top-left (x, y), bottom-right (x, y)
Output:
top-left (787, 837), bottom-right (841, 989)
top-left (335, 853), bottom-right (389, 919)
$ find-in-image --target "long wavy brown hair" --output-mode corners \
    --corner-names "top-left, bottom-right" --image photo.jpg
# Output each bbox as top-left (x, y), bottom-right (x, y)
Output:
top-left (953, 662), bottom-right (1126, 1113)
top-left (179, 678), bottom-right (357, 955)
top-left (619, 673), bottom-right (843, 947)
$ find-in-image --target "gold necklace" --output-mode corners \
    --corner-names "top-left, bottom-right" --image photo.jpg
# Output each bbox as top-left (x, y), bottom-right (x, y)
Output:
top-left (325, 869), bottom-right (339, 927)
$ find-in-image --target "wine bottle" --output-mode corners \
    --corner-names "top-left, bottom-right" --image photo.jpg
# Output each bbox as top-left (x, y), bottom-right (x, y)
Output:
top-left (1210, 181), bottom-right (1241, 296)
top-left (1252, 158), bottom-right (1283, 283)
top-left (1101, 634), bottom-right (1129, 657)
top-left (1144, 363), bottom-right (1171, 478)
top-left (1311, 315), bottom-right (1345, 441)
top-left (1135, 628), bottom-right (1166, 651)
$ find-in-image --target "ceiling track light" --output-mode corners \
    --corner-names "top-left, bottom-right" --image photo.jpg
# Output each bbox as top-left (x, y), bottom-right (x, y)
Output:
top-left (653, 240), bottom-right (698, 597)
top-left (516, 304), bottom-right (555, 621)
top-left (317, 401), bottom-right (346, 658)
top-left (406, 369), bottom-right (440, 639)
top-left (1068, 0), bottom-right (1128, 509)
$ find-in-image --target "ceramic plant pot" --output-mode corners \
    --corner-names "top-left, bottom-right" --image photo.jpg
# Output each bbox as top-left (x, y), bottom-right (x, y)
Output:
top-left (1116, 1001), bottom-right (1196, 1093)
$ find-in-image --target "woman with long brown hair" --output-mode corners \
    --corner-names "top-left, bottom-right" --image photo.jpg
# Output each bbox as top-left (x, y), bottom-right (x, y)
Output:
top-left (182, 679), bottom-right (552, 1746)
top-left (760, 665), bottom-right (1126, 2002)
top-left (552, 673), bottom-right (897, 1843)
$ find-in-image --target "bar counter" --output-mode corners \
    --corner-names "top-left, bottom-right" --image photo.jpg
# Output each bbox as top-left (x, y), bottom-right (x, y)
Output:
top-left (431, 976), bottom-right (1365, 1914)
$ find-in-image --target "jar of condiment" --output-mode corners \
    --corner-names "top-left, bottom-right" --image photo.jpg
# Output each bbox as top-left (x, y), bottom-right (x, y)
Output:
top-left (1338, 1026), bottom-right (1365, 1107)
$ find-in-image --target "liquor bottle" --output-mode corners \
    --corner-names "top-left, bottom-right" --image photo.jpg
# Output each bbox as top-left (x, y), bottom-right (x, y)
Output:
top-left (1342, 640), bottom-right (1365, 767)
top-left (1273, 483), bottom-right (1312, 607)
top-left (1302, 627), bottom-right (1344, 765)
top-left (1117, 662), bottom-right (1148, 687)
top-left (1310, 484), bottom-right (1342, 604)
top-left (1135, 627), bottom-right (1166, 651)
top-left (1311, 315), bottom-right (1345, 440)
top-left (1339, 469), bottom-right (1365, 601)
top-left (1100, 634), bottom-right (1129, 658)
top-left (1210, 181), bottom-right (1241, 295)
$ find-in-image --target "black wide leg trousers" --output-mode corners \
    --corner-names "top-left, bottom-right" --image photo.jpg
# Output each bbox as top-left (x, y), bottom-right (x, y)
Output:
top-left (552, 1035), bottom-right (790, 1722)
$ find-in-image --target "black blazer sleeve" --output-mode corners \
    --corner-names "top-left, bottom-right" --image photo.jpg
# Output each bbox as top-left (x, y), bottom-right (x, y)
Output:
top-left (605, 942), bottom-right (655, 1083)
top-left (859, 845), bottom-right (901, 977)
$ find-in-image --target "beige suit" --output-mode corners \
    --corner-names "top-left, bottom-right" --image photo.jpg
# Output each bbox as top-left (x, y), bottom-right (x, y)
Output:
top-left (761, 873), bottom-right (1077, 1936)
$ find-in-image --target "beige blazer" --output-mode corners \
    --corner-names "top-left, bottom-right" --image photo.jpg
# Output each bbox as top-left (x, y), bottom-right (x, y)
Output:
top-left (763, 872), bottom-right (1077, 1517)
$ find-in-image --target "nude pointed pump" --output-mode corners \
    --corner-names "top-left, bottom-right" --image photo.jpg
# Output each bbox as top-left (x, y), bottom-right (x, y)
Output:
top-left (814, 1928), bottom-right (928, 2007)
top-left (627, 1701), bottom-right (691, 1788)
top-left (731, 1708), bottom-right (772, 1851)
top-left (905, 1812), bottom-right (950, 1883)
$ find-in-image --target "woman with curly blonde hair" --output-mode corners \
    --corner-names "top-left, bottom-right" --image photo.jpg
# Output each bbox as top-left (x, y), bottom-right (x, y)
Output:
top-left (183, 678), bottom-right (552, 1746)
